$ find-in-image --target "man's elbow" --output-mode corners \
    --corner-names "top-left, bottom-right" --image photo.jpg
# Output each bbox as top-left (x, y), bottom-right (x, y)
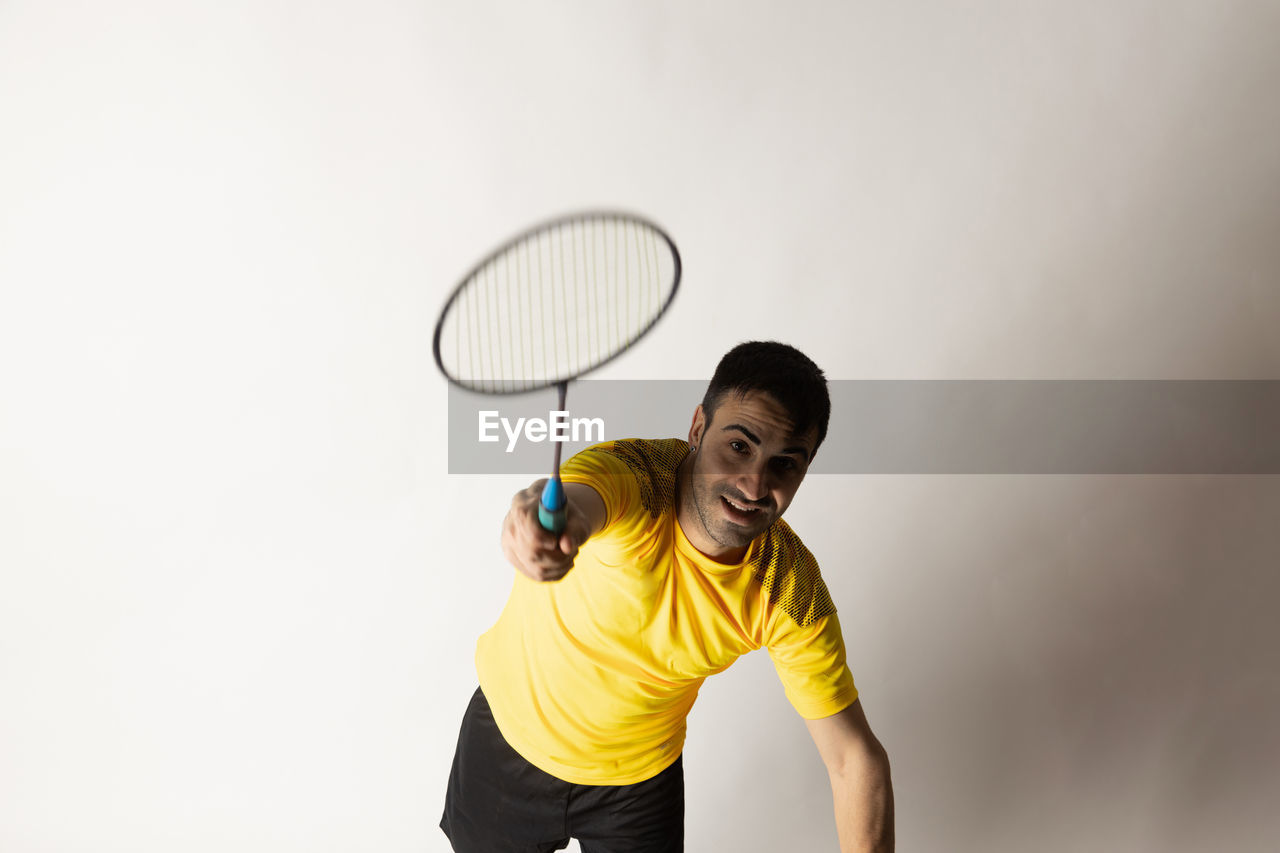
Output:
top-left (828, 739), bottom-right (894, 852)
top-left (829, 737), bottom-right (891, 788)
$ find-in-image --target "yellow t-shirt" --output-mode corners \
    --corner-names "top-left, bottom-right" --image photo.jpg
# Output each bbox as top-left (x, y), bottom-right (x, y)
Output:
top-left (475, 438), bottom-right (858, 785)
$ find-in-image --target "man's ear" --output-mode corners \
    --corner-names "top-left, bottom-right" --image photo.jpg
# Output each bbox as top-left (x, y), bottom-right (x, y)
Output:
top-left (688, 405), bottom-right (707, 449)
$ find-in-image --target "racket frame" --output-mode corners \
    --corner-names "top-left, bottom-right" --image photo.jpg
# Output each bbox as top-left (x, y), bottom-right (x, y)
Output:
top-left (432, 209), bottom-right (682, 395)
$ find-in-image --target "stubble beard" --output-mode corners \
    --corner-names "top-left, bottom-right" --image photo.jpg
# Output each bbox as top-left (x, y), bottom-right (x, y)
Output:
top-left (683, 452), bottom-right (771, 552)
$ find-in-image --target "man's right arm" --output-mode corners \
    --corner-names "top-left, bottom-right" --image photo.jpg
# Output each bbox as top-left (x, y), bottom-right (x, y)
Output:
top-left (500, 480), bottom-right (607, 582)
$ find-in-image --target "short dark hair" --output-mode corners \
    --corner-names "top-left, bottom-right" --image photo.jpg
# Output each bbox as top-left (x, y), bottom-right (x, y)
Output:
top-left (701, 341), bottom-right (831, 452)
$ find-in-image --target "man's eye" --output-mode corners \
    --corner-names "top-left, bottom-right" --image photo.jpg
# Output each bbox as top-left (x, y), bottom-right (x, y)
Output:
top-left (772, 457), bottom-right (798, 473)
top-left (729, 440), bottom-right (748, 453)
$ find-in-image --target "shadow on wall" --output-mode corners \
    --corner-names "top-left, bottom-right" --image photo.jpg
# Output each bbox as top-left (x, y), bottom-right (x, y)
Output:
top-left (884, 8), bottom-right (1280, 849)
top-left (803, 15), bottom-right (1280, 853)
top-left (919, 478), bottom-right (1280, 850)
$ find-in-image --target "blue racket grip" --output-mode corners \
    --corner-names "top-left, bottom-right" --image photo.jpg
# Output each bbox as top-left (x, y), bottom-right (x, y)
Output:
top-left (538, 477), bottom-right (567, 534)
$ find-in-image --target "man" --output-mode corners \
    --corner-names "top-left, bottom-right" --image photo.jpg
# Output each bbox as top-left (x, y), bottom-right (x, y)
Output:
top-left (441, 341), bottom-right (894, 852)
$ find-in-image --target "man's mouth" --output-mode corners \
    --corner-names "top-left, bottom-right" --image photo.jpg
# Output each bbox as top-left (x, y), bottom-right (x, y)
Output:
top-left (721, 494), bottom-right (765, 522)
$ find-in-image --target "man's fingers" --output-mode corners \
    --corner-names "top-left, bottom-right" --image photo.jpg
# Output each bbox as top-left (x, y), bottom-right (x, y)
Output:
top-left (506, 509), bottom-right (553, 554)
top-left (518, 479), bottom-right (548, 500)
top-left (515, 549), bottom-right (572, 582)
top-left (559, 504), bottom-right (596, 555)
top-left (530, 564), bottom-right (571, 582)
top-left (511, 518), bottom-right (574, 571)
top-left (557, 530), bottom-right (584, 559)
top-left (501, 479), bottom-right (584, 583)
top-left (524, 513), bottom-right (560, 551)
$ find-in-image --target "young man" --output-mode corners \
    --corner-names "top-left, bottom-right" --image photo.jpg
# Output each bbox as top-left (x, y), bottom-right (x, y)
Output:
top-left (441, 342), bottom-right (894, 852)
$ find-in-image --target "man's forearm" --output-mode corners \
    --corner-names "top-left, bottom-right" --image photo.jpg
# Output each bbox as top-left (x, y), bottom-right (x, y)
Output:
top-left (829, 753), bottom-right (894, 853)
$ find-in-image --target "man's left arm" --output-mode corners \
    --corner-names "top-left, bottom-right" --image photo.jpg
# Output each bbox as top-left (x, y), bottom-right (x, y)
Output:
top-left (805, 699), bottom-right (894, 853)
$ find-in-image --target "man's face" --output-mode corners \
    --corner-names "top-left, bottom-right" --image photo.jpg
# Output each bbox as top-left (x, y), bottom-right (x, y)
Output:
top-left (680, 390), bottom-right (818, 560)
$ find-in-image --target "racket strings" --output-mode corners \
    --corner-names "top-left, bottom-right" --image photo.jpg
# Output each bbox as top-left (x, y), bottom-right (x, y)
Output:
top-left (438, 216), bottom-right (678, 393)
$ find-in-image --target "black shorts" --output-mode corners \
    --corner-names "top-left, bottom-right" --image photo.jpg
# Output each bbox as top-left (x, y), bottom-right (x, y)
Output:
top-left (440, 687), bottom-right (685, 853)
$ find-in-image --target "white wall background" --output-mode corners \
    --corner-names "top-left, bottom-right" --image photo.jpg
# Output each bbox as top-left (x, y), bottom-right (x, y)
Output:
top-left (2, 1), bottom-right (1278, 850)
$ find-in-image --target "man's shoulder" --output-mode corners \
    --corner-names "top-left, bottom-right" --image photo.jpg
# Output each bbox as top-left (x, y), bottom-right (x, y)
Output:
top-left (580, 437), bottom-right (688, 469)
top-left (749, 520), bottom-right (836, 628)
top-left (573, 438), bottom-right (688, 519)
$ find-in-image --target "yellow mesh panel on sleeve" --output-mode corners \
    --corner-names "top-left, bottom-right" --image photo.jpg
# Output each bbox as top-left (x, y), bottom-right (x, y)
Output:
top-left (579, 438), bottom-right (686, 519)
top-left (750, 522), bottom-right (836, 627)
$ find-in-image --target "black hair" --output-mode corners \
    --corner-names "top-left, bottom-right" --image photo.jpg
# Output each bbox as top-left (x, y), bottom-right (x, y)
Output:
top-left (700, 341), bottom-right (831, 452)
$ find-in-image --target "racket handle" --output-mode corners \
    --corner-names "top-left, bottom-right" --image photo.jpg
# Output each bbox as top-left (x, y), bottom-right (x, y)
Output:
top-left (538, 477), bottom-right (567, 534)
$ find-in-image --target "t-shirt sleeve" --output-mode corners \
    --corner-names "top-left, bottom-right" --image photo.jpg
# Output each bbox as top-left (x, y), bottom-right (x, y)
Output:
top-left (558, 440), bottom-right (661, 545)
top-left (766, 610), bottom-right (859, 720)
top-left (756, 525), bottom-right (859, 719)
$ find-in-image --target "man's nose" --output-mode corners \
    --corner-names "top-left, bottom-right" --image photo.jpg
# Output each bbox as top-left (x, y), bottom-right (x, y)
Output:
top-left (735, 466), bottom-right (771, 503)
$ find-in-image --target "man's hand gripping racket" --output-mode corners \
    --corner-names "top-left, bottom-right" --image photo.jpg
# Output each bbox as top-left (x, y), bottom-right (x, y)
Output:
top-left (500, 479), bottom-right (601, 582)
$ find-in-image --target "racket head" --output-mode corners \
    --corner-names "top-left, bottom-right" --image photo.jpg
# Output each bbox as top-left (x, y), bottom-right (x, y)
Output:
top-left (433, 210), bottom-right (681, 395)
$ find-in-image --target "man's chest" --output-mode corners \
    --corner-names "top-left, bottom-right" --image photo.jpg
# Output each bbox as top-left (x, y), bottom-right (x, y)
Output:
top-left (571, 548), bottom-right (769, 682)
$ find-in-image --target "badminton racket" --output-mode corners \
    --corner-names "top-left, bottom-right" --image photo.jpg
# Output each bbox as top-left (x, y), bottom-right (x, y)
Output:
top-left (433, 210), bottom-right (682, 532)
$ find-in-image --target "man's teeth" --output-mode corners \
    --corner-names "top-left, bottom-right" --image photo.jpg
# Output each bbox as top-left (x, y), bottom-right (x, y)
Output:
top-left (725, 497), bottom-right (758, 513)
